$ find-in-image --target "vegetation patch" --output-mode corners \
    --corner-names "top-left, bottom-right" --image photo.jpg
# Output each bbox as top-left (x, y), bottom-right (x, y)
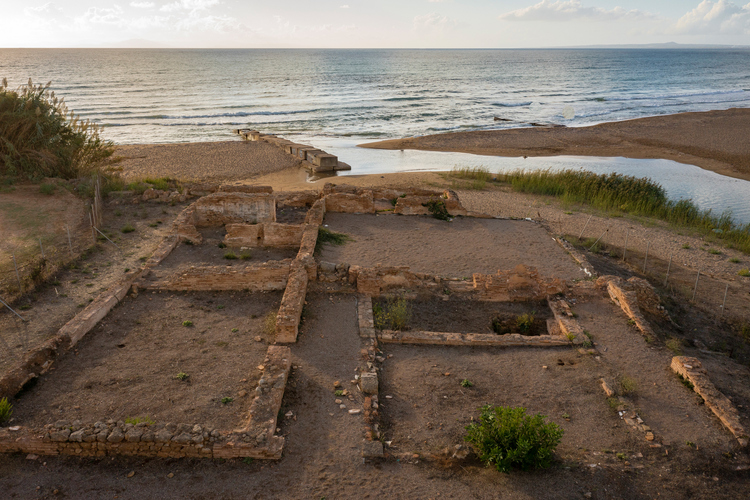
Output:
top-left (315, 227), bottom-right (352, 254)
top-left (496, 169), bottom-right (750, 254)
top-left (464, 405), bottom-right (564, 473)
top-left (0, 397), bottom-right (12, 424)
top-left (373, 296), bottom-right (411, 331)
top-left (423, 199), bottom-right (451, 221)
top-left (1, 79), bottom-right (114, 180)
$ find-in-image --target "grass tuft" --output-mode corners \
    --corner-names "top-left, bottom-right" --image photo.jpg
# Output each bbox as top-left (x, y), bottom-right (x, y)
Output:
top-left (495, 169), bottom-right (750, 254)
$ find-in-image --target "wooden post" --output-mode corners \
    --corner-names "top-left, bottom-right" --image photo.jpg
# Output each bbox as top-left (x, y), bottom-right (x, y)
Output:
top-left (39, 237), bottom-right (45, 260)
top-left (13, 252), bottom-right (22, 291)
top-left (642, 241), bottom-right (650, 274)
top-left (622, 229), bottom-right (629, 262)
top-left (89, 208), bottom-right (96, 243)
top-left (66, 225), bottom-right (73, 256)
top-left (588, 229), bottom-right (607, 252)
top-left (578, 215), bottom-right (592, 241)
top-left (719, 284), bottom-right (729, 320)
top-left (664, 253), bottom-right (673, 287)
top-left (692, 270), bottom-right (701, 302)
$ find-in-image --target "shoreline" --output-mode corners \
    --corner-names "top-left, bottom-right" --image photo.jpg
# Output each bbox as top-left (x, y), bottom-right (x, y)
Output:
top-left (358, 108), bottom-right (750, 183)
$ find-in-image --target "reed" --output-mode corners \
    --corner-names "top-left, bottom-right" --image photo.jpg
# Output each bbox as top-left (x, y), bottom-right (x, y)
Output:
top-left (497, 169), bottom-right (750, 254)
top-left (0, 78), bottom-right (114, 180)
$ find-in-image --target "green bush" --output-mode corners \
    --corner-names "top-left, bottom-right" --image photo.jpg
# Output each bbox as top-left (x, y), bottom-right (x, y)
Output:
top-left (516, 313), bottom-right (535, 333)
top-left (423, 199), bottom-right (451, 221)
top-left (0, 78), bottom-right (114, 179)
top-left (0, 397), bottom-right (12, 424)
top-left (39, 182), bottom-right (56, 195)
top-left (464, 405), bottom-right (564, 473)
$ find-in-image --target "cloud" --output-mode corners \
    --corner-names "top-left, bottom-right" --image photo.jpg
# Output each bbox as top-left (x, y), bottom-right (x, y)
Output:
top-left (130, 1), bottom-right (155, 8)
top-left (673, 1), bottom-right (750, 34)
top-left (340, 4), bottom-right (350, 8)
top-left (160, 0), bottom-right (220, 13)
top-left (412, 12), bottom-right (456, 37)
top-left (499, 0), bottom-right (655, 22)
top-left (24, 2), bottom-right (65, 18)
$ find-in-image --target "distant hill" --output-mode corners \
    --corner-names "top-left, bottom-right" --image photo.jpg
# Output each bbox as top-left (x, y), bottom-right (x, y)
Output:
top-left (564, 42), bottom-right (750, 50)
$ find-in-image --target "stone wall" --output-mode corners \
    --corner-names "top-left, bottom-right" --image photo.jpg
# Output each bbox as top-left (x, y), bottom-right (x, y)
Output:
top-left (144, 260), bottom-right (292, 292)
top-left (0, 235), bottom-right (180, 400)
top-left (472, 264), bottom-right (566, 302)
top-left (275, 260), bottom-right (309, 343)
top-left (193, 192), bottom-right (276, 227)
top-left (600, 276), bottom-right (655, 337)
top-left (0, 346), bottom-right (292, 459)
top-left (671, 356), bottom-right (748, 447)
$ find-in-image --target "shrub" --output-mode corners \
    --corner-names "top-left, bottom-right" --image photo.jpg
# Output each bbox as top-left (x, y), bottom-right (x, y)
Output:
top-left (224, 251), bottom-right (238, 260)
top-left (121, 224), bottom-right (135, 233)
top-left (175, 372), bottom-right (189, 381)
top-left (739, 268), bottom-right (750, 277)
top-left (221, 397), bottom-right (234, 404)
top-left (315, 227), bottom-right (352, 254)
top-left (264, 311), bottom-right (277, 336)
top-left (39, 182), bottom-right (56, 195)
top-left (464, 405), bottom-right (564, 473)
top-left (618, 375), bottom-right (638, 396)
top-left (516, 313), bottom-right (535, 333)
top-left (0, 397), bottom-right (12, 424)
top-left (373, 297), bottom-right (411, 331)
top-left (665, 338), bottom-right (683, 355)
top-left (423, 199), bottom-right (451, 221)
top-left (0, 78), bottom-right (114, 179)
top-left (182, 320), bottom-right (193, 327)
top-left (460, 379), bottom-right (473, 388)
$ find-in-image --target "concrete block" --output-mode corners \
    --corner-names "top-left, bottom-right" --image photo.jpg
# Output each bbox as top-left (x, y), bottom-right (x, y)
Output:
top-left (307, 151), bottom-right (338, 170)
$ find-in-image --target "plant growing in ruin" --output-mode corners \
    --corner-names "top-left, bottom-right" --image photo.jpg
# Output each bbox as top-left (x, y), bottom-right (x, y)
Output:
top-left (373, 297), bottom-right (411, 331)
top-left (465, 405), bottom-right (564, 473)
top-left (0, 397), bottom-right (12, 424)
top-left (423, 199), bottom-right (451, 221)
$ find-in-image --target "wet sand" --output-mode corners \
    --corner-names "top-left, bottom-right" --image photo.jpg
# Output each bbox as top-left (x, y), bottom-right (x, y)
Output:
top-left (359, 108), bottom-right (750, 182)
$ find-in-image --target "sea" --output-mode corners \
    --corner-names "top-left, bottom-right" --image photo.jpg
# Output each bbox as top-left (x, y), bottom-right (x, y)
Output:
top-left (2, 48), bottom-right (750, 222)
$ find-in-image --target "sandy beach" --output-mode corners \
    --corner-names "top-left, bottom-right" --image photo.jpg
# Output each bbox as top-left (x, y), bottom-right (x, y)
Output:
top-left (360, 108), bottom-right (750, 182)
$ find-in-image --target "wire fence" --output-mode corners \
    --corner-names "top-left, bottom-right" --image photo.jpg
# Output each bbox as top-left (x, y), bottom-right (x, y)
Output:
top-left (0, 176), bottom-right (105, 313)
top-left (575, 224), bottom-right (749, 326)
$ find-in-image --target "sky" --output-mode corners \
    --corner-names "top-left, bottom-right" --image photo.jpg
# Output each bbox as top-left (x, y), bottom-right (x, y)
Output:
top-left (1, 0), bottom-right (749, 48)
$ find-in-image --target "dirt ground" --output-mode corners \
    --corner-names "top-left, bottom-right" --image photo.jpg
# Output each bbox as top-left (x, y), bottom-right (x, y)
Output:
top-left (379, 295), bottom-right (552, 335)
top-left (0, 183), bottom-right (88, 297)
top-left (0, 199), bottom-right (190, 374)
top-left (2, 293), bottom-right (750, 499)
top-left (3, 167), bottom-right (750, 498)
top-left (10, 291), bottom-right (281, 430)
top-left (320, 213), bottom-right (586, 280)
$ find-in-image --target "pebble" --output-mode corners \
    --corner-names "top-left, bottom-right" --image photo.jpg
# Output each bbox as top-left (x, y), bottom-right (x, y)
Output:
top-left (335, 399), bottom-right (342, 404)
top-left (126, 471), bottom-right (135, 478)
top-left (334, 381), bottom-right (341, 388)
top-left (340, 404), bottom-right (347, 409)
top-left (254, 336), bottom-right (262, 342)
top-left (167, 473), bottom-right (174, 478)
top-left (26, 454), bottom-right (39, 460)
top-left (385, 395), bottom-right (393, 399)
top-left (238, 390), bottom-right (247, 397)
top-left (348, 409), bottom-right (361, 415)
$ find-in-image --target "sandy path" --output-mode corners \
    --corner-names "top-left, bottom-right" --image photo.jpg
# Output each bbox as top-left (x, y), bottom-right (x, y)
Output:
top-left (360, 108), bottom-right (750, 182)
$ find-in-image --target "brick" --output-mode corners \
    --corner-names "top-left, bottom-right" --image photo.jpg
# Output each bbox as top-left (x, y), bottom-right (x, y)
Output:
top-left (193, 192), bottom-right (276, 227)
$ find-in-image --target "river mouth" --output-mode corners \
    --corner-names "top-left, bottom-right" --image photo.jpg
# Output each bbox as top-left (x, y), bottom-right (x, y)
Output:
top-left (297, 137), bottom-right (750, 225)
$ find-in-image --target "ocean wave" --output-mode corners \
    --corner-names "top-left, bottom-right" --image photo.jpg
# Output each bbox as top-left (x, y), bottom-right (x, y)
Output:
top-left (603, 89), bottom-right (745, 103)
top-left (492, 101), bottom-right (533, 107)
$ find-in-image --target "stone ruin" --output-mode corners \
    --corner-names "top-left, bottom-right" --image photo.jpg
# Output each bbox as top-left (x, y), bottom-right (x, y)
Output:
top-left (1, 181), bottom-right (746, 461)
